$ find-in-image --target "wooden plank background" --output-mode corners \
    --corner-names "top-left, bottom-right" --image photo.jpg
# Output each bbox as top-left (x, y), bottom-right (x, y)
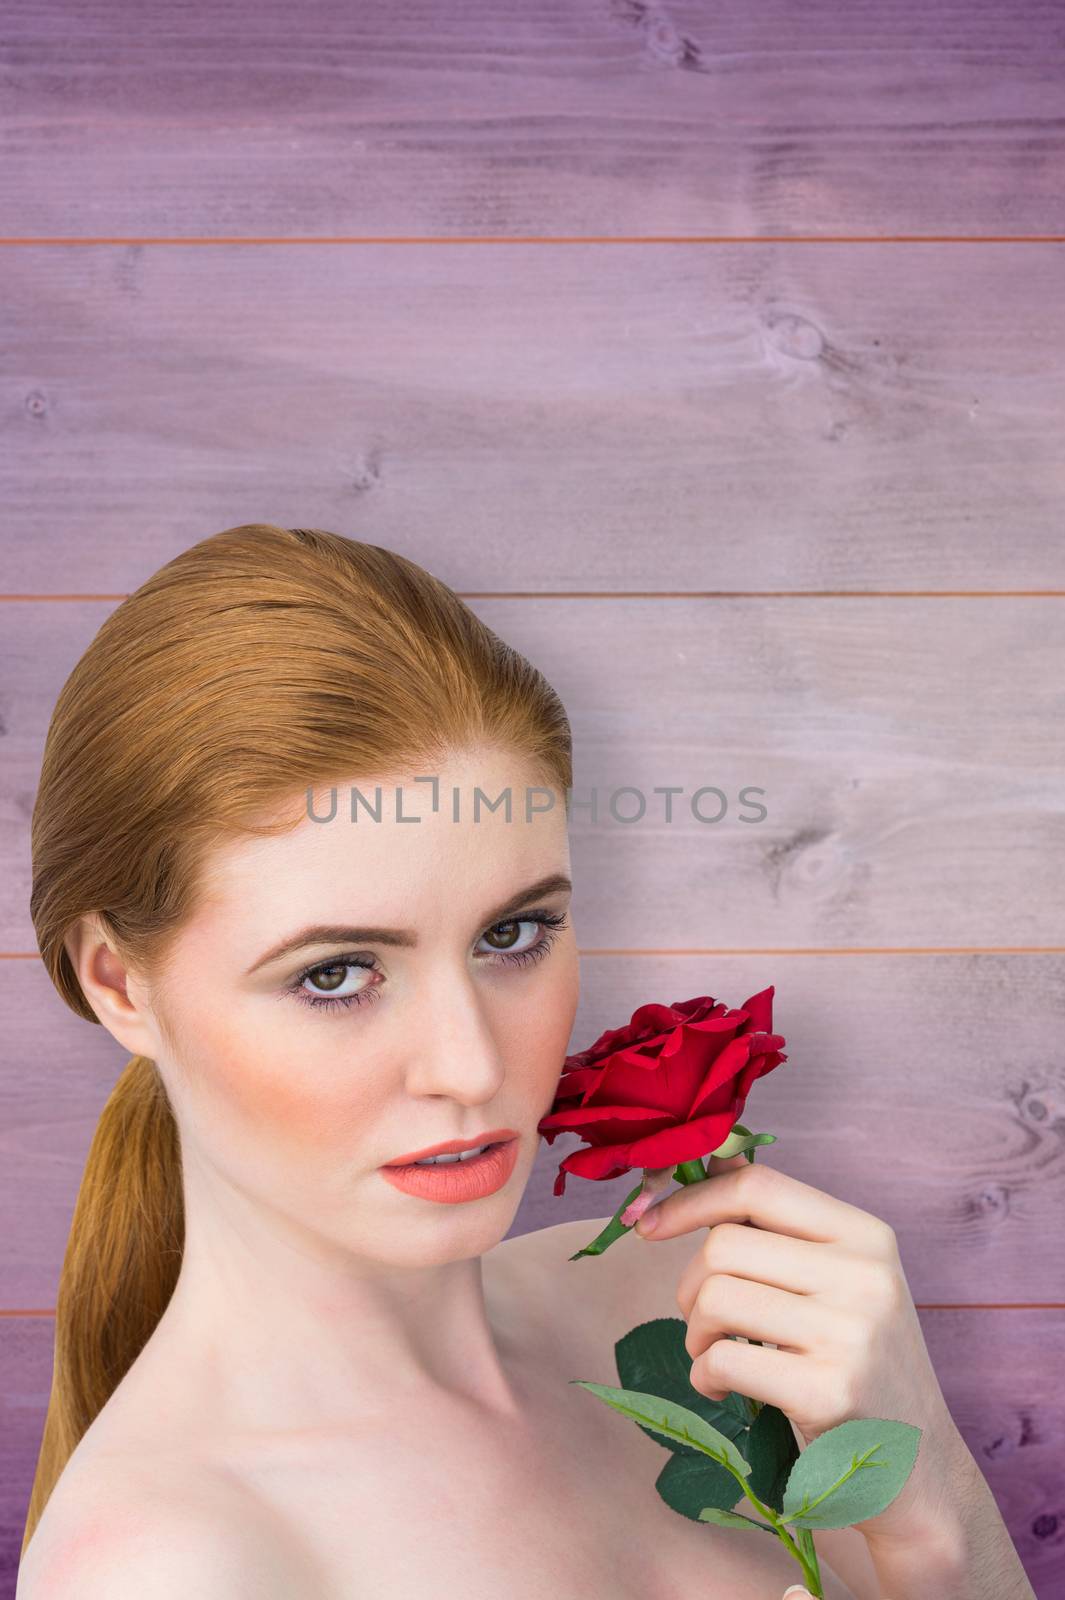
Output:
top-left (2, 2), bottom-right (1063, 1595)
top-left (4, 0), bottom-right (1065, 239)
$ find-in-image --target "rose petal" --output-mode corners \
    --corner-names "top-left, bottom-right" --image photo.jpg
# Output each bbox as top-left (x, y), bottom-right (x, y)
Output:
top-left (540, 985), bottom-right (787, 1197)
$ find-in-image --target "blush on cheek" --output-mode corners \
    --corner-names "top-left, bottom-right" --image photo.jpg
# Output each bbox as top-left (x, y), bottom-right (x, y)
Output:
top-left (182, 1017), bottom-right (356, 1154)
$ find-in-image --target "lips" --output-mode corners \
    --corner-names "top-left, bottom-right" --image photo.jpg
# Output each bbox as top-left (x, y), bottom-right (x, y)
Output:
top-left (382, 1127), bottom-right (519, 1167)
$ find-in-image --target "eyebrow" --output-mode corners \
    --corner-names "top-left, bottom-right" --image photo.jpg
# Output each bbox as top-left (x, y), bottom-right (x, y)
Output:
top-left (244, 871), bottom-right (574, 975)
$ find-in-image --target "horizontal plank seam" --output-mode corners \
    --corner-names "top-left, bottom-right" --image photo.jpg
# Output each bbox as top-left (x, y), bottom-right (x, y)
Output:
top-left (4, 236), bottom-right (1065, 246)
top-left (3, 592), bottom-right (1065, 602)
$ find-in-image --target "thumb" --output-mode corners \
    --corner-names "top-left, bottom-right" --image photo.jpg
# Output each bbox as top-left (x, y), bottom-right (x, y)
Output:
top-left (782, 1588), bottom-right (813, 1598)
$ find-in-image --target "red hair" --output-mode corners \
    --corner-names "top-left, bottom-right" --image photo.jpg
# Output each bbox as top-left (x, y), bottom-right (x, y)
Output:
top-left (23, 523), bottom-right (572, 1554)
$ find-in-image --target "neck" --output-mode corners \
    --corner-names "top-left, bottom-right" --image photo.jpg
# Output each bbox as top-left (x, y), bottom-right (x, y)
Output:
top-left (139, 1170), bottom-right (527, 1439)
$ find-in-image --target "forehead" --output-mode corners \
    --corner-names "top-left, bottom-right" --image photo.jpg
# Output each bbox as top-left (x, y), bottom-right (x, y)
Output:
top-left (193, 747), bottom-right (570, 935)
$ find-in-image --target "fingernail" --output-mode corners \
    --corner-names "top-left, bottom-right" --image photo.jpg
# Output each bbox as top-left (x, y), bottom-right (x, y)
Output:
top-left (783, 1588), bottom-right (812, 1597)
top-left (636, 1208), bottom-right (659, 1236)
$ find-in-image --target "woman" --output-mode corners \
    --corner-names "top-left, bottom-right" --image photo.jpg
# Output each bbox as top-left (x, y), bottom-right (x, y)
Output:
top-left (16, 524), bottom-right (1030, 1599)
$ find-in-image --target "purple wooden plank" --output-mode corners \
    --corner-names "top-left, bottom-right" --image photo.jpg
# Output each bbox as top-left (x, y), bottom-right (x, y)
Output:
top-left (0, 1317), bottom-right (51, 1600)
top-left (3, 244), bottom-right (1065, 591)
top-left (2, 1), bottom-right (1063, 236)
top-left (3, 597), bottom-right (1064, 951)
top-left (2, 1312), bottom-right (1061, 1598)
top-left (3, 951), bottom-right (1063, 1307)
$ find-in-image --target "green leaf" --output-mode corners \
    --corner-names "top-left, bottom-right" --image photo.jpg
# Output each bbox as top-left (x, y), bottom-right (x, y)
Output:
top-left (746, 1401), bottom-right (801, 1513)
top-left (697, 1506), bottom-right (776, 1533)
top-left (781, 1418), bottom-right (922, 1530)
top-left (568, 1181), bottom-right (646, 1258)
top-left (615, 1318), bottom-right (750, 1456)
top-left (570, 1381), bottom-right (751, 1477)
top-left (624, 1375), bottom-right (753, 1460)
top-left (654, 1451), bottom-right (750, 1523)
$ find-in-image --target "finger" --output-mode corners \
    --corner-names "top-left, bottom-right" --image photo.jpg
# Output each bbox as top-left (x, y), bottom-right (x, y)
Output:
top-left (636, 1159), bottom-right (891, 1257)
top-left (689, 1334), bottom-right (810, 1409)
top-left (704, 1152), bottom-right (750, 1178)
top-left (674, 1224), bottom-right (846, 1319)
top-left (684, 1273), bottom-right (827, 1358)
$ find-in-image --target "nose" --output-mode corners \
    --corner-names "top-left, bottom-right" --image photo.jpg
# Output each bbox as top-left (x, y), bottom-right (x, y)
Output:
top-left (402, 969), bottom-right (507, 1105)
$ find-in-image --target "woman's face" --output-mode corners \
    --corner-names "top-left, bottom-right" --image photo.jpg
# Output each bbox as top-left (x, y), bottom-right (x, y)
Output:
top-left (130, 746), bottom-right (580, 1268)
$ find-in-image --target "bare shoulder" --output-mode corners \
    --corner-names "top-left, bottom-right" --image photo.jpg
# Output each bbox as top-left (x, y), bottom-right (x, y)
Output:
top-left (550, 1211), bottom-right (698, 1312)
top-left (17, 1450), bottom-right (317, 1600)
top-left (508, 1210), bottom-right (699, 1352)
top-left (511, 1214), bottom-right (879, 1600)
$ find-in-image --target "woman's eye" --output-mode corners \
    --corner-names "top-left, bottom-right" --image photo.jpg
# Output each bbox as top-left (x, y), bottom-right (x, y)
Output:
top-left (293, 957), bottom-right (381, 1012)
top-left (477, 910), bottom-right (568, 967)
top-left (288, 911), bottom-right (568, 1014)
top-left (477, 917), bottom-right (549, 960)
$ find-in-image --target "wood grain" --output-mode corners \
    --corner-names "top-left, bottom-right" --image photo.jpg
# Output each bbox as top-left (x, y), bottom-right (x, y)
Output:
top-left (3, 946), bottom-right (1063, 1308)
top-left (3, 243), bottom-right (1064, 593)
top-left (3, 1), bottom-right (1064, 239)
top-left (2, 596), bottom-right (1062, 950)
top-left (3, 2), bottom-right (1063, 1592)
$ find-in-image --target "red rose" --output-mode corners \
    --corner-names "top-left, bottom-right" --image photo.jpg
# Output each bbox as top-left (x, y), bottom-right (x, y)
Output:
top-left (537, 986), bottom-right (787, 1196)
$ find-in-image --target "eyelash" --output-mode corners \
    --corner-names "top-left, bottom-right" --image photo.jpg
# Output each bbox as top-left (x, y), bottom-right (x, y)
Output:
top-left (286, 910), bottom-right (570, 1014)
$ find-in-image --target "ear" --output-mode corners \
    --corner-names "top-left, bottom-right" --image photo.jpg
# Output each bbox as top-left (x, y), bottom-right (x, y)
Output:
top-left (63, 913), bottom-right (162, 1060)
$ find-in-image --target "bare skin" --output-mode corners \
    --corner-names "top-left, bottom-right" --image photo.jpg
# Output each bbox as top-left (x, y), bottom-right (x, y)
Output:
top-left (20, 1213), bottom-right (866, 1600)
top-left (18, 745), bottom-right (864, 1597)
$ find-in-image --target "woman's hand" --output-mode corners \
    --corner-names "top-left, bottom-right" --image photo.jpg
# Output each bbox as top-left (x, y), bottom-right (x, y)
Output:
top-left (633, 1152), bottom-right (973, 1547)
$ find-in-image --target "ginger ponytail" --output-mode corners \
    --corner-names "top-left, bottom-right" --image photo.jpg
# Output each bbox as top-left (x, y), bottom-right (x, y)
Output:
top-left (22, 522), bottom-right (572, 1555)
top-left (22, 1056), bottom-right (182, 1557)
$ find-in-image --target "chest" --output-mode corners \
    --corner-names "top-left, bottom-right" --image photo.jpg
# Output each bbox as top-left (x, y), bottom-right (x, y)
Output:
top-left (231, 1378), bottom-right (808, 1600)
